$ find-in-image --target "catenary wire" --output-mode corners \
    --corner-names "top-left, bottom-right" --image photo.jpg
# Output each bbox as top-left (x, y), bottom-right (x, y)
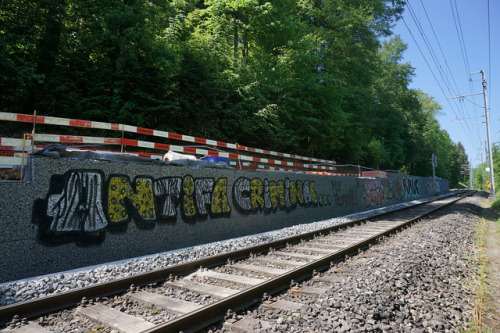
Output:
top-left (403, 2), bottom-right (482, 148)
top-left (450, 0), bottom-right (483, 127)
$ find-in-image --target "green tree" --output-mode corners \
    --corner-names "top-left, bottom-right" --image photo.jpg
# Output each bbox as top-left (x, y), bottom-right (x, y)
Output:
top-left (0, 0), bottom-right (46, 112)
top-left (0, 0), bottom-right (465, 187)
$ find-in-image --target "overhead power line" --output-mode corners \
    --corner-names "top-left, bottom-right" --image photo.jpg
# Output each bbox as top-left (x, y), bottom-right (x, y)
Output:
top-left (417, 0), bottom-right (476, 128)
top-left (402, 1), bottom-right (483, 148)
top-left (450, 0), bottom-right (471, 75)
top-left (450, 0), bottom-right (483, 126)
top-left (406, 0), bottom-right (472, 129)
top-left (418, 0), bottom-right (461, 97)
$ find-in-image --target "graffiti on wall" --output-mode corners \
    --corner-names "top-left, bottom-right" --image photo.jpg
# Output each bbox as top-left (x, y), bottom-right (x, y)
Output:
top-left (403, 177), bottom-right (420, 199)
top-left (33, 170), bottom-right (331, 245)
top-left (331, 180), bottom-right (359, 208)
top-left (425, 179), bottom-right (448, 195)
top-left (31, 168), bottom-right (442, 245)
top-left (232, 177), bottom-right (330, 213)
top-left (363, 177), bottom-right (419, 208)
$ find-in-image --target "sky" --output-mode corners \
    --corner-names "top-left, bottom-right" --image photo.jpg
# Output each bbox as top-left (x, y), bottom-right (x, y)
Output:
top-left (392, 0), bottom-right (499, 168)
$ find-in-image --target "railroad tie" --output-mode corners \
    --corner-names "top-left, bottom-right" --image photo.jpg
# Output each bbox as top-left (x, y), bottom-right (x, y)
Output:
top-left (261, 299), bottom-right (304, 312)
top-left (223, 317), bottom-right (272, 333)
top-left (129, 291), bottom-right (202, 314)
top-left (228, 263), bottom-right (289, 276)
top-left (164, 279), bottom-right (238, 299)
top-left (190, 270), bottom-right (264, 286)
top-left (2, 322), bottom-right (52, 333)
top-left (290, 286), bottom-right (329, 296)
top-left (76, 304), bottom-right (156, 333)
top-left (292, 246), bottom-right (333, 254)
top-left (251, 256), bottom-right (304, 267)
top-left (271, 251), bottom-right (322, 260)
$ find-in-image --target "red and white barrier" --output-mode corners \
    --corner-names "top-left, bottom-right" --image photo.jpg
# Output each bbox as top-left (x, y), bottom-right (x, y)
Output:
top-left (20, 134), bottom-right (336, 171)
top-left (0, 136), bottom-right (356, 175)
top-left (0, 112), bottom-right (336, 165)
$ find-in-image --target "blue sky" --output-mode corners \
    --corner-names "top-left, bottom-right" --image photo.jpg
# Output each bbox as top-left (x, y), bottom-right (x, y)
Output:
top-left (392, 0), bottom-right (499, 167)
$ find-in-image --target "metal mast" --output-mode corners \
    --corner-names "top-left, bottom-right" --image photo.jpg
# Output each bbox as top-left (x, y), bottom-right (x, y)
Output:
top-left (450, 70), bottom-right (495, 197)
top-left (477, 70), bottom-right (495, 197)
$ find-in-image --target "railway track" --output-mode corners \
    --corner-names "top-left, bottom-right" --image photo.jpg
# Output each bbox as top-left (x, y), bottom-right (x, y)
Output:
top-left (0, 191), bottom-right (472, 333)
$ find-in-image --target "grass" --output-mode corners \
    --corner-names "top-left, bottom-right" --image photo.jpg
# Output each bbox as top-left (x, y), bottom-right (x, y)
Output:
top-left (466, 197), bottom-right (500, 333)
top-left (468, 218), bottom-right (491, 333)
top-left (490, 197), bottom-right (500, 211)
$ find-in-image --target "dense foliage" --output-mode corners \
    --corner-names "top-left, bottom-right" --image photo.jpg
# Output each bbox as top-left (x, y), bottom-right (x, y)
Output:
top-left (0, 0), bottom-right (467, 185)
top-left (474, 144), bottom-right (500, 192)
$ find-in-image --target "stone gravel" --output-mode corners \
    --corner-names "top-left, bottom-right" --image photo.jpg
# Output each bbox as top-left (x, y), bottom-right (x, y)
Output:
top-left (0, 194), bottom-right (451, 307)
top-left (209, 194), bottom-right (482, 332)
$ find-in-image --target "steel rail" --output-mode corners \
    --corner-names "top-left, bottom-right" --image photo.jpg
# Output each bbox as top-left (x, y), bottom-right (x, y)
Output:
top-left (142, 191), bottom-right (473, 332)
top-left (0, 191), bottom-right (468, 326)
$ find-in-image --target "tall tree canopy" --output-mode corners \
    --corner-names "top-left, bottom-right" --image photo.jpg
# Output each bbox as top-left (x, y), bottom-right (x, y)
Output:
top-left (0, 0), bottom-right (466, 185)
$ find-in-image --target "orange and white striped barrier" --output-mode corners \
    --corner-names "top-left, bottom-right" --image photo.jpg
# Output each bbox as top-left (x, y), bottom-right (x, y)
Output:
top-left (0, 112), bottom-right (336, 165)
top-left (20, 134), bottom-right (337, 171)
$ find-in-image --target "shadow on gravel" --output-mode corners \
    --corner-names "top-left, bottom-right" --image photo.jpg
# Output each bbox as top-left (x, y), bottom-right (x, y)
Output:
top-left (473, 191), bottom-right (499, 221)
top-left (432, 192), bottom-right (498, 221)
top-left (436, 201), bottom-right (482, 216)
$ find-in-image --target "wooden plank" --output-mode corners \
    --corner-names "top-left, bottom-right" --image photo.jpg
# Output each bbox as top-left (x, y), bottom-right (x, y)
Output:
top-left (261, 299), bottom-right (304, 311)
top-left (305, 241), bottom-right (344, 249)
top-left (293, 246), bottom-right (333, 254)
top-left (290, 286), bottom-right (329, 296)
top-left (344, 231), bottom-right (378, 235)
top-left (192, 270), bottom-right (264, 286)
top-left (223, 317), bottom-right (272, 333)
top-left (367, 222), bottom-right (400, 226)
top-left (313, 275), bottom-right (346, 283)
top-left (229, 263), bottom-right (289, 276)
top-left (251, 256), bottom-right (304, 267)
top-left (359, 225), bottom-right (394, 230)
top-left (164, 279), bottom-right (238, 299)
top-left (330, 268), bottom-right (354, 274)
top-left (2, 323), bottom-right (52, 333)
top-left (271, 251), bottom-right (322, 260)
top-left (365, 224), bottom-right (398, 228)
top-left (76, 304), bottom-right (156, 333)
top-left (322, 236), bottom-right (363, 242)
top-left (130, 291), bottom-right (202, 314)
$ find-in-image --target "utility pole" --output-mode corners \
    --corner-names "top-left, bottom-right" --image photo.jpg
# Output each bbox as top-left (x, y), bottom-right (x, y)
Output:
top-left (469, 160), bottom-right (473, 189)
top-left (429, 153), bottom-right (437, 194)
top-left (473, 70), bottom-right (495, 196)
top-left (461, 164), bottom-right (469, 188)
top-left (431, 154), bottom-right (436, 180)
top-left (449, 70), bottom-right (495, 197)
top-left (480, 153), bottom-right (485, 190)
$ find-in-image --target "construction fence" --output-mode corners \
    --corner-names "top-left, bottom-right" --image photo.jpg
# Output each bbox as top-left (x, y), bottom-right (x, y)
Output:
top-left (0, 111), bottom-right (387, 180)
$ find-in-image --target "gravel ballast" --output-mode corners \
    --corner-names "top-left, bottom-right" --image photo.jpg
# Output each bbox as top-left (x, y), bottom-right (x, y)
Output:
top-left (0, 193), bottom-right (483, 332)
top-left (211, 194), bottom-right (482, 332)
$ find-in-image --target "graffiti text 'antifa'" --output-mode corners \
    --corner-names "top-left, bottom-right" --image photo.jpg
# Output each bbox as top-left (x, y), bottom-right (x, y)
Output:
top-left (35, 171), bottom-right (328, 238)
top-left (33, 169), bottom-right (429, 245)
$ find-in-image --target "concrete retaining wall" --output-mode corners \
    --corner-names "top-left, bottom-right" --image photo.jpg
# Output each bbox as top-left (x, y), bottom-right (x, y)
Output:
top-left (0, 156), bottom-right (449, 282)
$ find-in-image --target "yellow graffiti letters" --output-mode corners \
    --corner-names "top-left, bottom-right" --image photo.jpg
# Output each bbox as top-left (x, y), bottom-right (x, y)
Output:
top-left (310, 181), bottom-right (318, 204)
top-left (211, 178), bottom-right (231, 214)
top-left (277, 181), bottom-right (286, 207)
top-left (233, 177), bottom-right (326, 212)
top-left (107, 176), bottom-right (155, 223)
top-left (251, 179), bottom-right (265, 209)
top-left (182, 176), bottom-right (196, 217)
top-left (290, 181), bottom-right (303, 205)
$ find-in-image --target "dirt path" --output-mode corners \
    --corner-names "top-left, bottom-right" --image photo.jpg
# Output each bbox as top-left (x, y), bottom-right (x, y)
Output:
top-left (484, 218), bottom-right (500, 331)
